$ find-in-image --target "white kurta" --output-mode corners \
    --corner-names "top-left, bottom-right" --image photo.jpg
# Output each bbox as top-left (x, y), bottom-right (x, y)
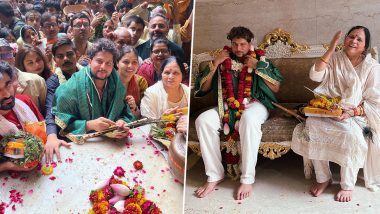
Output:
top-left (292, 51), bottom-right (380, 191)
top-left (140, 81), bottom-right (189, 119)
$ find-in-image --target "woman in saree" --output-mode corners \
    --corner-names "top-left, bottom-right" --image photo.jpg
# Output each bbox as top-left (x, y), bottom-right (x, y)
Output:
top-left (117, 46), bottom-right (148, 119)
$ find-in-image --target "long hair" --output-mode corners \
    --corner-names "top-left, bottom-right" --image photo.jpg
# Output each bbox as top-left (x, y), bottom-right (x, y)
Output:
top-left (15, 44), bottom-right (51, 80)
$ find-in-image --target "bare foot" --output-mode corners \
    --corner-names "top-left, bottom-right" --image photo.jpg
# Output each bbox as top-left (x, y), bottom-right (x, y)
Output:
top-left (236, 183), bottom-right (253, 200)
top-left (335, 189), bottom-right (352, 202)
top-left (195, 179), bottom-right (224, 198)
top-left (310, 180), bottom-right (331, 197)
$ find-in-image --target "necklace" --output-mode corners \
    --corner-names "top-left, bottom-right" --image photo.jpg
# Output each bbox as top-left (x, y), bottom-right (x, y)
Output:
top-left (220, 46), bottom-right (258, 140)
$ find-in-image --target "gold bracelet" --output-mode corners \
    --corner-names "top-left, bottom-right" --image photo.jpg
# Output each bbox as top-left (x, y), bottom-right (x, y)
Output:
top-left (320, 57), bottom-right (328, 64)
top-left (208, 61), bottom-right (215, 71)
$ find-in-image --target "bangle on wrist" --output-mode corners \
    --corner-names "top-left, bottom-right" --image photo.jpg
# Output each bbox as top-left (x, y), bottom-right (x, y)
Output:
top-left (320, 57), bottom-right (328, 64)
top-left (353, 107), bottom-right (360, 116)
top-left (208, 61), bottom-right (215, 72)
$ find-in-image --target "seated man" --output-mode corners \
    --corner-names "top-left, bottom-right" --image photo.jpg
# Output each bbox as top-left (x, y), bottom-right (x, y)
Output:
top-left (44, 37), bottom-right (82, 163)
top-left (136, 13), bottom-right (184, 61)
top-left (0, 61), bottom-right (44, 172)
top-left (52, 38), bottom-right (134, 143)
top-left (194, 26), bottom-right (283, 200)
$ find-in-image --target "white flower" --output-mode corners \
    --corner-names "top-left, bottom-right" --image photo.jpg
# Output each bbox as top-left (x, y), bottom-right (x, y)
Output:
top-left (231, 60), bottom-right (243, 72)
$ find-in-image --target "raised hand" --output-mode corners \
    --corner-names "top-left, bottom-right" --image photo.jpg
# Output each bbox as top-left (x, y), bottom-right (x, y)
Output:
top-left (126, 95), bottom-right (137, 111)
top-left (213, 50), bottom-right (230, 66)
top-left (244, 55), bottom-right (258, 69)
top-left (329, 31), bottom-right (342, 52)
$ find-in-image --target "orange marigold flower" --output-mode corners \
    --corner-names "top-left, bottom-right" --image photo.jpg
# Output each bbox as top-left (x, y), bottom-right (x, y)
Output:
top-left (227, 97), bottom-right (235, 102)
top-left (234, 100), bottom-right (240, 108)
top-left (149, 206), bottom-right (163, 214)
top-left (97, 191), bottom-right (105, 202)
top-left (93, 200), bottom-right (109, 214)
top-left (123, 203), bottom-right (142, 214)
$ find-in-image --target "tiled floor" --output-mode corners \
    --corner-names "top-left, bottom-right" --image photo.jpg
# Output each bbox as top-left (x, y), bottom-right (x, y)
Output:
top-left (185, 151), bottom-right (380, 214)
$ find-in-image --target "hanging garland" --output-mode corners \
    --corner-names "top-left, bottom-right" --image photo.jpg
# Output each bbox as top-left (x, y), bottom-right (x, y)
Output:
top-left (220, 46), bottom-right (266, 179)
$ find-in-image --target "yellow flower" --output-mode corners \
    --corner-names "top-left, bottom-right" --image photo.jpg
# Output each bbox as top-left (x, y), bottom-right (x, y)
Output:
top-left (97, 191), bottom-right (105, 201)
top-left (88, 209), bottom-right (95, 214)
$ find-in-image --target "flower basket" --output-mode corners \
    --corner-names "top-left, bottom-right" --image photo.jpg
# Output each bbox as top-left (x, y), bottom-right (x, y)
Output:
top-left (0, 131), bottom-right (44, 168)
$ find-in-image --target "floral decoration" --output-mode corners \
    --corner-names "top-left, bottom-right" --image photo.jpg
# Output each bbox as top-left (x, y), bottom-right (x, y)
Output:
top-left (220, 46), bottom-right (265, 179)
top-left (88, 170), bottom-right (162, 214)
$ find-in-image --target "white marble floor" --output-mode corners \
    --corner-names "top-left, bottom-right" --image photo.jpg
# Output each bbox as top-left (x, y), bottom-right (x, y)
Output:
top-left (184, 152), bottom-right (380, 214)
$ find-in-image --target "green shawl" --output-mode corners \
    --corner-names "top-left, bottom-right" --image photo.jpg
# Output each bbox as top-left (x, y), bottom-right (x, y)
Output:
top-left (53, 66), bottom-right (134, 140)
top-left (194, 58), bottom-right (283, 121)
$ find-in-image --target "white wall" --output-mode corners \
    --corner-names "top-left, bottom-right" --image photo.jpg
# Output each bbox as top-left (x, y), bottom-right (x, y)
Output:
top-left (193, 0), bottom-right (380, 54)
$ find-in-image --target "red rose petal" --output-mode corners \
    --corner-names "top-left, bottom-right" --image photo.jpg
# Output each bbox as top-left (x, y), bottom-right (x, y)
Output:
top-left (49, 176), bottom-right (56, 181)
top-left (19, 177), bottom-right (28, 182)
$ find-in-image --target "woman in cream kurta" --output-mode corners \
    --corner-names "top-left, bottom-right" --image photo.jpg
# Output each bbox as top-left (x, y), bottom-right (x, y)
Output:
top-left (140, 56), bottom-right (189, 119)
top-left (292, 26), bottom-right (380, 202)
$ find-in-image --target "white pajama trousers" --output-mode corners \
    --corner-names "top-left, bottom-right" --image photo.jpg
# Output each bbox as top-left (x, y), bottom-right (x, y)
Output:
top-left (312, 159), bottom-right (360, 190)
top-left (195, 101), bottom-right (268, 184)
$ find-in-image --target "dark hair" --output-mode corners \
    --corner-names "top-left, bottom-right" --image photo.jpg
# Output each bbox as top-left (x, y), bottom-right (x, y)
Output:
top-left (20, 25), bottom-right (40, 42)
top-left (149, 13), bottom-right (169, 27)
top-left (70, 12), bottom-right (91, 27)
top-left (126, 15), bottom-right (145, 29)
top-left (0, 1), bottom-right (14, 17)
top-left (15, 44), bottom-right (51, 80)
top-left (103, 1), bottom-right (115, 15)
top-left (227, 26), bottom-right (254, 43)
top-left (25, 10), bottom-right (42, 21)
top-left (44, 0), bottom-right (61, 12)
top-left (346, 26), bottom-right (371, 55)
top-left (150, 37), bottom-right (169, 52)
top-left (52, 37), bottom-right (75, 56)
top-left (0, 28), bottom-right (14, 39)
top-left (41, 12), bottom-right (57, 26)
top-left (160, 56), bottom-right (185, 76)
top-left (88, 38), bottom-right (119, 63)
top-left (118, 45), bottom-right (138, 61)
top-left (0, 61), bottom-right (15, 81)
top-left (33, 4), bottom-right (45, 14)
top-left (117, 1), bottom-right (132, 11)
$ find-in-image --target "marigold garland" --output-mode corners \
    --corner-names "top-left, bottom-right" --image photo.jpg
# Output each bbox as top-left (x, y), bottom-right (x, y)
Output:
top-left (220, 46), bottom-right (265, 179)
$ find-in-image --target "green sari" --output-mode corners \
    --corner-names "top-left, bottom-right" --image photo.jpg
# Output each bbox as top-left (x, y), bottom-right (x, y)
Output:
top-left (53, 66), bottom-right (134, 142)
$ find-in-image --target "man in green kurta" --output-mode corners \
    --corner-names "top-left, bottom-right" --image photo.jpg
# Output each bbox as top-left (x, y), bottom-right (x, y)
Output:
top-left (194, 27), bottom-right (283, 200)
top-left (53, 38), bottom-right (134, 143)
